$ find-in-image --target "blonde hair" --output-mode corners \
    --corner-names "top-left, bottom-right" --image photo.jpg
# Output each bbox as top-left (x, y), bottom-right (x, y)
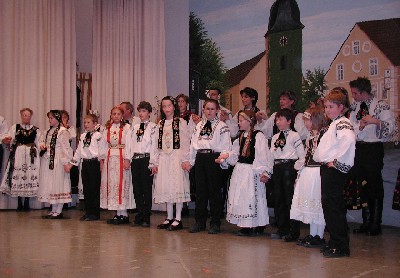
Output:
top-left (324, 87), bottom-right (350, 113)
top-left (303, 107), bottom-right (326, 130)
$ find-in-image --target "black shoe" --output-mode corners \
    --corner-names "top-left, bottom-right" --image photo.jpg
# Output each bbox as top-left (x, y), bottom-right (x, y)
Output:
top-left (168, 220), bottom-right (183, 231)
top-left (208, 224), bottom-right (220, 234)
top-left (366, 224), bottom-right (382, 236)
top-left (189, 223), bottom-right (206, 233)
top-left (80, 214), bottom-right (88, 221)
top-left (283, 234), bottom-right (299, 242)
top-left (157, 219), bottom-right (173, 229)
top-left (131, 220), bottom-right (143, 226)
top-left (353, 223), bottom-right (369, 234)
top-left (297, 235), bottom-right (314, 246)
top-left (85, 215), bottom-right (100, 221)
top-left (323, 247), bottom-right (350, 258)
top-left (253, 226), bottom-right (265, 236)
top-left (49, 213), bottom-right (64, 219)
top-left (42, 213), bottom-right (54, 219)
top-left (304, 235), bottom-right (326, 248)
top-left (107, 215), bottom-right (120, 224)
top-left (237, 228), bottom-right (253, 236)
top-left (114, 216), bottom-right (129, 225)
top-left (23, 198), bottom-right (30, 211)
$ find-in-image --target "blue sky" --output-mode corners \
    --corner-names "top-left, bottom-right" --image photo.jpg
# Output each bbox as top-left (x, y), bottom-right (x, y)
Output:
top-left (189, 0), bottom-right (400, 72)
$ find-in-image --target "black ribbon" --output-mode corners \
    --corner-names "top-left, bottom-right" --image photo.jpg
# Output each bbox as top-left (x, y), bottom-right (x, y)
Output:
top-left (356, 101), bottom-right (369, 121)
top-left (274, 131), bottom-right (286, 150)
top-left (200, 120), bottom-right (212, 136)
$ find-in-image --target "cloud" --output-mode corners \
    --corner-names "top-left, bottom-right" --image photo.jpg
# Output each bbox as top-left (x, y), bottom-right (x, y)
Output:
top-left (215, 1), bottom-right (400, 70)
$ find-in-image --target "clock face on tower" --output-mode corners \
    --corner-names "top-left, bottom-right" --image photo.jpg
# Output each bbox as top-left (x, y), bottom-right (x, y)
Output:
top-left (279, 36), bottom-right (288, 46)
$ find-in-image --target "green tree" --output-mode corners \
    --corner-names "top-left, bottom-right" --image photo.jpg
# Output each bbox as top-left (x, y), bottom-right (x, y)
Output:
top-left (189, 12), bottom-right (227, 98)
top-left (299, 67), bottom-right (327, 111)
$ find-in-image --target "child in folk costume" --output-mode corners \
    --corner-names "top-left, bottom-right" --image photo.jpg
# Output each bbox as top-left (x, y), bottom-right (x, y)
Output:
top-left (269, 108), bottom-right (306, 242)
top-left (314, 88), bottom-right (356, 258)
top-left (0, 108), bottom-right (41, 211)
top-left (101, 106), bottom-right (135, 225)
top-left (67, 114), bottom-right (108, 221)
top-left (216, 110), bottom-right (273, 236)
top-left (150, 96), bottom-right (191, 231)
top-left (290, 107), bottom-right (328, 247)
top-left (189, 99), bottom-right (232, 234)
top-left (37, 110), bottom-right (73, 219)
top-left (128, 101), bottom-right (157, 227)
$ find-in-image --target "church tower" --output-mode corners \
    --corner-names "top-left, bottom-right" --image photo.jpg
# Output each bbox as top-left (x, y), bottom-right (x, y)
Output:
top-left (265, 0), bottom-right (304, 113)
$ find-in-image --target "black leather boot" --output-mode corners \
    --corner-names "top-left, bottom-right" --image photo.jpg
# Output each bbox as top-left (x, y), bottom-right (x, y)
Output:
top-left (17, 197), bottom-right (23, 211)
top-left (367, 199), bottom-right (383, 236)
top-left (23, 197), bottom-right (30, 211)
top-left (353, 205), bottom-right (370, 234)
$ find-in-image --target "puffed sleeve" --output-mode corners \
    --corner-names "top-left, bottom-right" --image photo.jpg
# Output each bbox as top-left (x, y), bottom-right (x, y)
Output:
top-left (149, 122), bottom-right (160, 168)
top-left (34, 128), bottom-right (42, 149)
top-left (375, 100), bottom-right (397, 141)
top-left (97, 132), bottom-right (109, 160)
top-left (0, 117), bottom-right (9, 140)
top-left (294, 112), bottom-right (308, 141)
top-left (71, 134), bottom-right (84, 165)
top-left (123, 125), bottom-right (131, 160)
top-left (293, 133), bottom-right (306, 171)
top-left (189, 123), bottom-right (200, 166)
top-left (225, 137), bottom-right (240, 166)
top-left (261, 112), bottom-right (276, 139)
top-left (333, 121), bottom-right (356, 173)
top-left (179, 119), bottom-right (190, 163)
top-left (59, 129), bottom-right (73, 165)
top-left (253, 132), bottom-right (273, 178)
top-left (227, 112), bottom-right (239, 138)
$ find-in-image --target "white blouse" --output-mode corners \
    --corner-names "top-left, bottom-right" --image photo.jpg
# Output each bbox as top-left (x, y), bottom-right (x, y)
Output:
top-left (349, 97), bottom-right (397, 142)
top-left (313, 116), bottom-right (356, 173)
top-left (270, 129), bottom-right (305, 171)
top-left (189, 118), bottom-right (232, 166)
top-left (70, 131), bottom-right (108, 165)
top-left (225, 131), bottom-right (273, 178)
top-left (150, 118), bottom-right (190, 166)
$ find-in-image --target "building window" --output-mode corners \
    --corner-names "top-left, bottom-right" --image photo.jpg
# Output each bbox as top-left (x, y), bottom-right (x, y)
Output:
top-left (336, 64), bottom-right (344, 80)
top-left (369, 58), bottom-right (378, 76)
top-left (352, 41), bottom-right (360, 55)
top-left (280, 55), bottom-right (287, 70)
top-left (371, 83), bottom-right (378, 98)
top-left (381, 81), bottom-right (388, 100)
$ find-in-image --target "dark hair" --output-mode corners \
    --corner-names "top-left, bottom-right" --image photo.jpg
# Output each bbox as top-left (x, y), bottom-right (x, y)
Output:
top-left (349, 77), bottom-right (372, 95)
top-left (280, 90), bottom-right (297, 106)
top-left (208, 88), bottom-right (222, 95)
top-left (84, 114), bottom-right (98, 123)
top-left (240, 87), bottom-right (258, 106)
top-left (160, 96), bottom-right (179, 120)
top-left (202, 98), bottom-right (220, 109)
top-left (276, 108), bottom-right (293, 122)
top-left (137, 101), bottom-right (152, 113)
top-left (120, 101), bottom-right (134, 113)
top-left (176, 94), bottom-right (189, 103)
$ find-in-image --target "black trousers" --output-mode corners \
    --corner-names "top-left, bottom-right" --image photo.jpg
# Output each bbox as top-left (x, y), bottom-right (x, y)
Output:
top-left (353, 142), bottom-right (384, 199)
top-left (272, 161), bottom-right (300, 236)
top-left (81, 159), bottom-right (101, 217)
top-left (131, 157), bottom-right (153, 222)
top-left (321, 166), bottom-right (349, 250)
top-left (194, 152), bottom-right (225, 227)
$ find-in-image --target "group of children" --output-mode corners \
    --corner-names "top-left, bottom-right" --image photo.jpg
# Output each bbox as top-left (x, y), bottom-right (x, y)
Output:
top-left (0, 86), bottom-right (358, 258)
